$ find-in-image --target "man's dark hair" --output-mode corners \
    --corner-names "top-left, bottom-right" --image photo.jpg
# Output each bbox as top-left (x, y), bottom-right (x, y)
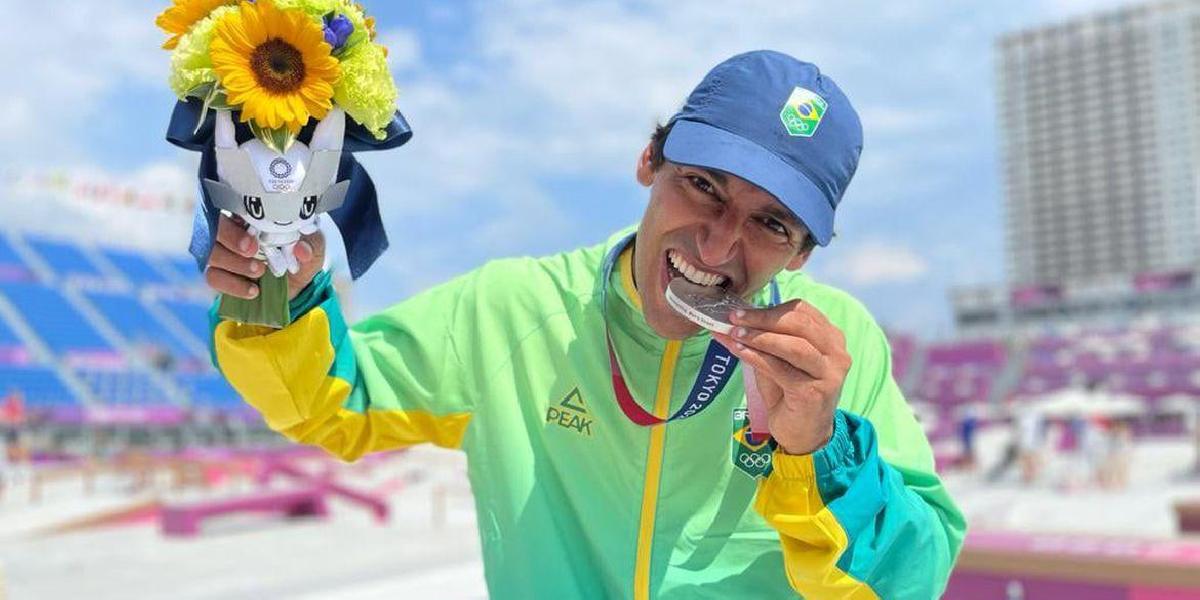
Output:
top-left (648, 122), bottom-right (818, 254)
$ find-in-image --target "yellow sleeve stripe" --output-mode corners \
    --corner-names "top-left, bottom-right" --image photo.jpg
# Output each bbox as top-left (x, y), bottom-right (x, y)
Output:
top-left (214, 309), bottom-right (339, 431)
top-left (281, 375), bottom-right (472, 461)
top-left (215, 307), bottom-right (473, 462)
top-left (757, 454), bottom-right (880, 599)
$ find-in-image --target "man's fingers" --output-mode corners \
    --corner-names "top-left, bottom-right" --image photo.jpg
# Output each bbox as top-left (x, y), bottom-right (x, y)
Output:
top-left (215, 214), bottom-right (258, 258)
top-left (731, 327), bottom-right (827, 378)
top-left (287, 231), bottom-right (325, 300)
top-left (727, 339), bottom-right (814, 390)
top-left (293, 240), bottom-right (314, 264)
top-left (730, 300), bottom-right (842, 353)
top-left (294, 228), bottom-right (325, 265)
top-left (736, 298), bottom-right (833, 325)
top-left (205, 266), bottom-right (259, 299)
top-left (208, 244), bottom-right (264, 279)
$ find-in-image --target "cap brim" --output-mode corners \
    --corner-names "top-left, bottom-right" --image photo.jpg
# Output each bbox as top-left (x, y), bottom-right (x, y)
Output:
top-left (663, 119), bottom-right (833, 246)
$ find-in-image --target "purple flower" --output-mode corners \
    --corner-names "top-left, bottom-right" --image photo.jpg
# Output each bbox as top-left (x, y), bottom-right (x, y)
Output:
top-left (323, 14), bottom-right (354, 51)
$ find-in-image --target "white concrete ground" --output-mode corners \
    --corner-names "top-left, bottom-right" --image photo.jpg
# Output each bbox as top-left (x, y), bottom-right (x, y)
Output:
top-left (943, 425), bottom-right (1200, 539)
top-left (2, 430), bottom-right (1199, 599)
top-left (0, 446), bottom-right (486, 600)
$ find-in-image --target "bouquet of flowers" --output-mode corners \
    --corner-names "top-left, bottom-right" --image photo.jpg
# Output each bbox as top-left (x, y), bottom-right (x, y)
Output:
top-left (158, 0), bottom-right (411, 327)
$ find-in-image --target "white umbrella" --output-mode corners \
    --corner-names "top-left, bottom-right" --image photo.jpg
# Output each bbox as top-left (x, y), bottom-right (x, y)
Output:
top-left (1031, 387), bottom-right (1145, 418)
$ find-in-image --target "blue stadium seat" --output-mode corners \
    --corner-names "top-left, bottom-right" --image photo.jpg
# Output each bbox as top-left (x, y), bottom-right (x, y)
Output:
top-left (176, 372), bottom-right (242, 408)
top-left (0, 235), bottom-right (33, 281)
top-left (100, 248), bottom-right (172, 285)
top-left (0, 316), bottom-right (28, 365)
top-left (160, 298), bottom-right (212, 345)
top-left (26, 237), bottom-right (103, 278)
top-left (84, 291), bottom-right (200, 359)
top-left (75, 369), bottom-right (169, 406)
top-left (0, 282), bottom-right (112, 354)
top-left (0, 365), bottom-right (78, 407)
top-left (167, 256), bottom-right (202, 282)
top-left (0, 315), bottom-right (20, 346)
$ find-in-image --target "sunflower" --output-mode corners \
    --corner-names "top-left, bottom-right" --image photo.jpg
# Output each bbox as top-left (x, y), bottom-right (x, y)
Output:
top-left (156, 0), bottom-right (237, 50)
top-left (210, 0), bottom-right (340, 134)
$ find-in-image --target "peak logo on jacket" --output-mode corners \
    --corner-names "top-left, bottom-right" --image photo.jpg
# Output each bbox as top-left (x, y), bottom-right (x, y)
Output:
top-left (546, 387), bottom-right (593, 436)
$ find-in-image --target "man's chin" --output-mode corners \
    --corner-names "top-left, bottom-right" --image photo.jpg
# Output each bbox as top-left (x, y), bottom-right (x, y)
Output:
top-left (645, 311), bottom-right (705, 341)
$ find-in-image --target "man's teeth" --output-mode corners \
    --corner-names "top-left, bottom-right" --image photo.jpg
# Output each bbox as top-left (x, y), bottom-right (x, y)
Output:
top-left (668, 250), bottom-right (727, 287)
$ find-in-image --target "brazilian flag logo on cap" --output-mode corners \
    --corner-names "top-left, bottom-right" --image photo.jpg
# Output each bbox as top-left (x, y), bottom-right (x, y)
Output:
top-left (780, 87), bottom-right (827, 137)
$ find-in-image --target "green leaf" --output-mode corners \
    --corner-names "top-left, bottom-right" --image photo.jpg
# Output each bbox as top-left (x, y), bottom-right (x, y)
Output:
top-left (184, 81), bottom-right (215, 100)
top-left (190, 82), bottom-right (237, 134)
top-left (217, 271), bottom-right (291, 328)
top-left (249, 121), bottom-right (298, 154)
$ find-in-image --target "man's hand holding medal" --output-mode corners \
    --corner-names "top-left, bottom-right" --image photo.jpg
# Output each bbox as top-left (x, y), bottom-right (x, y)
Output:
top-left (666, 278), bottom-right (851, 455)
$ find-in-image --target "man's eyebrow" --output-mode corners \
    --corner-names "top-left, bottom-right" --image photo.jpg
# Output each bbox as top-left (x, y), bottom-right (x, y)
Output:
top-left (684, 165), bottom-right (805, 230)
top-left (697, 167), bottom-right (729, 187)
top-left (759, 204), bottom-right (804, 229)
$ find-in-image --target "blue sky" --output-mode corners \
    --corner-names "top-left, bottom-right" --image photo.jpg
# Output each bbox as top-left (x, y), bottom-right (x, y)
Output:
top-left (0, 0), bottom-right (1133, 338)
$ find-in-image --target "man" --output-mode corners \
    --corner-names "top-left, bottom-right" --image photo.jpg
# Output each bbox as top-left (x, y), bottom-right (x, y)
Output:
top-left (204, 51), bottom-right (965, 599)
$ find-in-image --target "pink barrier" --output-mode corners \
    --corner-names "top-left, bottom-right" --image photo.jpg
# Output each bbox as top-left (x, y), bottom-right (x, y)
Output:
top-left (1134, 271), bottom-right (1194, 293)
top-left (0, 346), bottom-right (30, 364)
top-left (947, 531), bottom-right (1200, 599)
top-left (257, 458), bottom-right (390, 523)
top-left (965, 530), bottom-right (1200, 566)
top-left (160, 487), bottom-right (329, 537)
top-left (85, 405), bottom-right (188, 425)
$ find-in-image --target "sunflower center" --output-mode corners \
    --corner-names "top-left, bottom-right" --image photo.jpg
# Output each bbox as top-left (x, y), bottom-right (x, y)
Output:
top-left (250, 38), bottom-right (307, 94)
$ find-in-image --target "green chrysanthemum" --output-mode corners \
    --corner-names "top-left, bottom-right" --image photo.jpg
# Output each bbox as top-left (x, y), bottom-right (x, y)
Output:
top-left (333, 41), bottom-right (397, 139)
top-left (168, 4), bottom-right (238, 98)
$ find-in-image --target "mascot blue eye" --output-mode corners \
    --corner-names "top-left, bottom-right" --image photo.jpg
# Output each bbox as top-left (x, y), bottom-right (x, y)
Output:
top-left (300, 195), bottom-right (318, 219)
top-left (243, 196), bottom-right (264, 220)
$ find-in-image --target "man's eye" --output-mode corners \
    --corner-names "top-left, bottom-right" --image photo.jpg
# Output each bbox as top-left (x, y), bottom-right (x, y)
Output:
top-left (761, 217), bottom-right (789, 238)
top-left (687, 175), bottom-right (717, 197)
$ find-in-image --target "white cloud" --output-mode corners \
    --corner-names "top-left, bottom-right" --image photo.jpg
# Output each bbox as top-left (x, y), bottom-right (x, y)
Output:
top-left (0, 1), bottom-right (164, 164)
top-left (378, 29), bottom-right (422, 72)
top-left (832, 240), bottom-right (931, 286)
top-left (3, 0), bottom-right (1111, 333)
top-left (858, 105), bottom-right (948, 136)
top-left (355, 0), bottom-right (987, 323)
top-left (1, 159), bottom-right (196, 253)
top-left (1036, 0), bottom-right (1139, 20)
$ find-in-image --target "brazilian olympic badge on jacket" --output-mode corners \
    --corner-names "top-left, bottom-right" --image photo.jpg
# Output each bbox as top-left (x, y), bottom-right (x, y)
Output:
top-left (732, 408), bottom-right (775, 479)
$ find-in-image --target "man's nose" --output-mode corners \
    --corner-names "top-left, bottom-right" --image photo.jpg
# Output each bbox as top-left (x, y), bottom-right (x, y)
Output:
top-left (696, 214), bottom-right (740, 267)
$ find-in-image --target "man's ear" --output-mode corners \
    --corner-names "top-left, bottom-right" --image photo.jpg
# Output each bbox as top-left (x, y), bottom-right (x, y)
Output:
top-left (785, 247), bottom-right (813, 271)
top-left (636, 144), bottom-right (655, 187)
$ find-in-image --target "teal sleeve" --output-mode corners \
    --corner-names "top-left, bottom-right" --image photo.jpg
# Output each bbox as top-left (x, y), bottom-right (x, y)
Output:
top-left (756, 315), bottom-right (967, 599)
top-left (288, 269), bottom-right (335, 320)
top-left (816, 409), bottom-right (965, 598)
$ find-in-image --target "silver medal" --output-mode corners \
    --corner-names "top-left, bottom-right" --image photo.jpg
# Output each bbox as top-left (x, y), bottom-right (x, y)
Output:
top-left (665, 278), bottom-right (754, 335)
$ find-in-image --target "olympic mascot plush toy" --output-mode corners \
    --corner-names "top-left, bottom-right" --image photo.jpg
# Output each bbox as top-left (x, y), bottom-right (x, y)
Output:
top-left (204, 108), bottom-right (348, 278)
top-left (158, 0), bottom-right (410, 326)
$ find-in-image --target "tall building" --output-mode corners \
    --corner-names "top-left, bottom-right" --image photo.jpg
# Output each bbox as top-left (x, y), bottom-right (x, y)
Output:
top-left (997, 0), bottom-right (1200, 287)
top-left (952, 1), bottom-right (1200, 334)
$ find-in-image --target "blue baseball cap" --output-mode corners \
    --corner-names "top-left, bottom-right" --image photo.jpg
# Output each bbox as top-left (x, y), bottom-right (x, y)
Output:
top-left (663, 50), bottom-right (863, 246)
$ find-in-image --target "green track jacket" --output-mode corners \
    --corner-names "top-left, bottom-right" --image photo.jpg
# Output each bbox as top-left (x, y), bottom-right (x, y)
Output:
top-left (210, 227), bottom-right (966, 599)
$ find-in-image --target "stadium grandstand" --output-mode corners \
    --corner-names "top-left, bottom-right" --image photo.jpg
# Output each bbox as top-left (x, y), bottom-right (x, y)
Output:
top-left (3, 217), bottom-right (1197, 455)
top-left (890, 315), bottom-right (1200, 444)
top-left (3, 221), bottom-right (1200, 598)
top-left (0, 228), bottom-right (249, 432)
